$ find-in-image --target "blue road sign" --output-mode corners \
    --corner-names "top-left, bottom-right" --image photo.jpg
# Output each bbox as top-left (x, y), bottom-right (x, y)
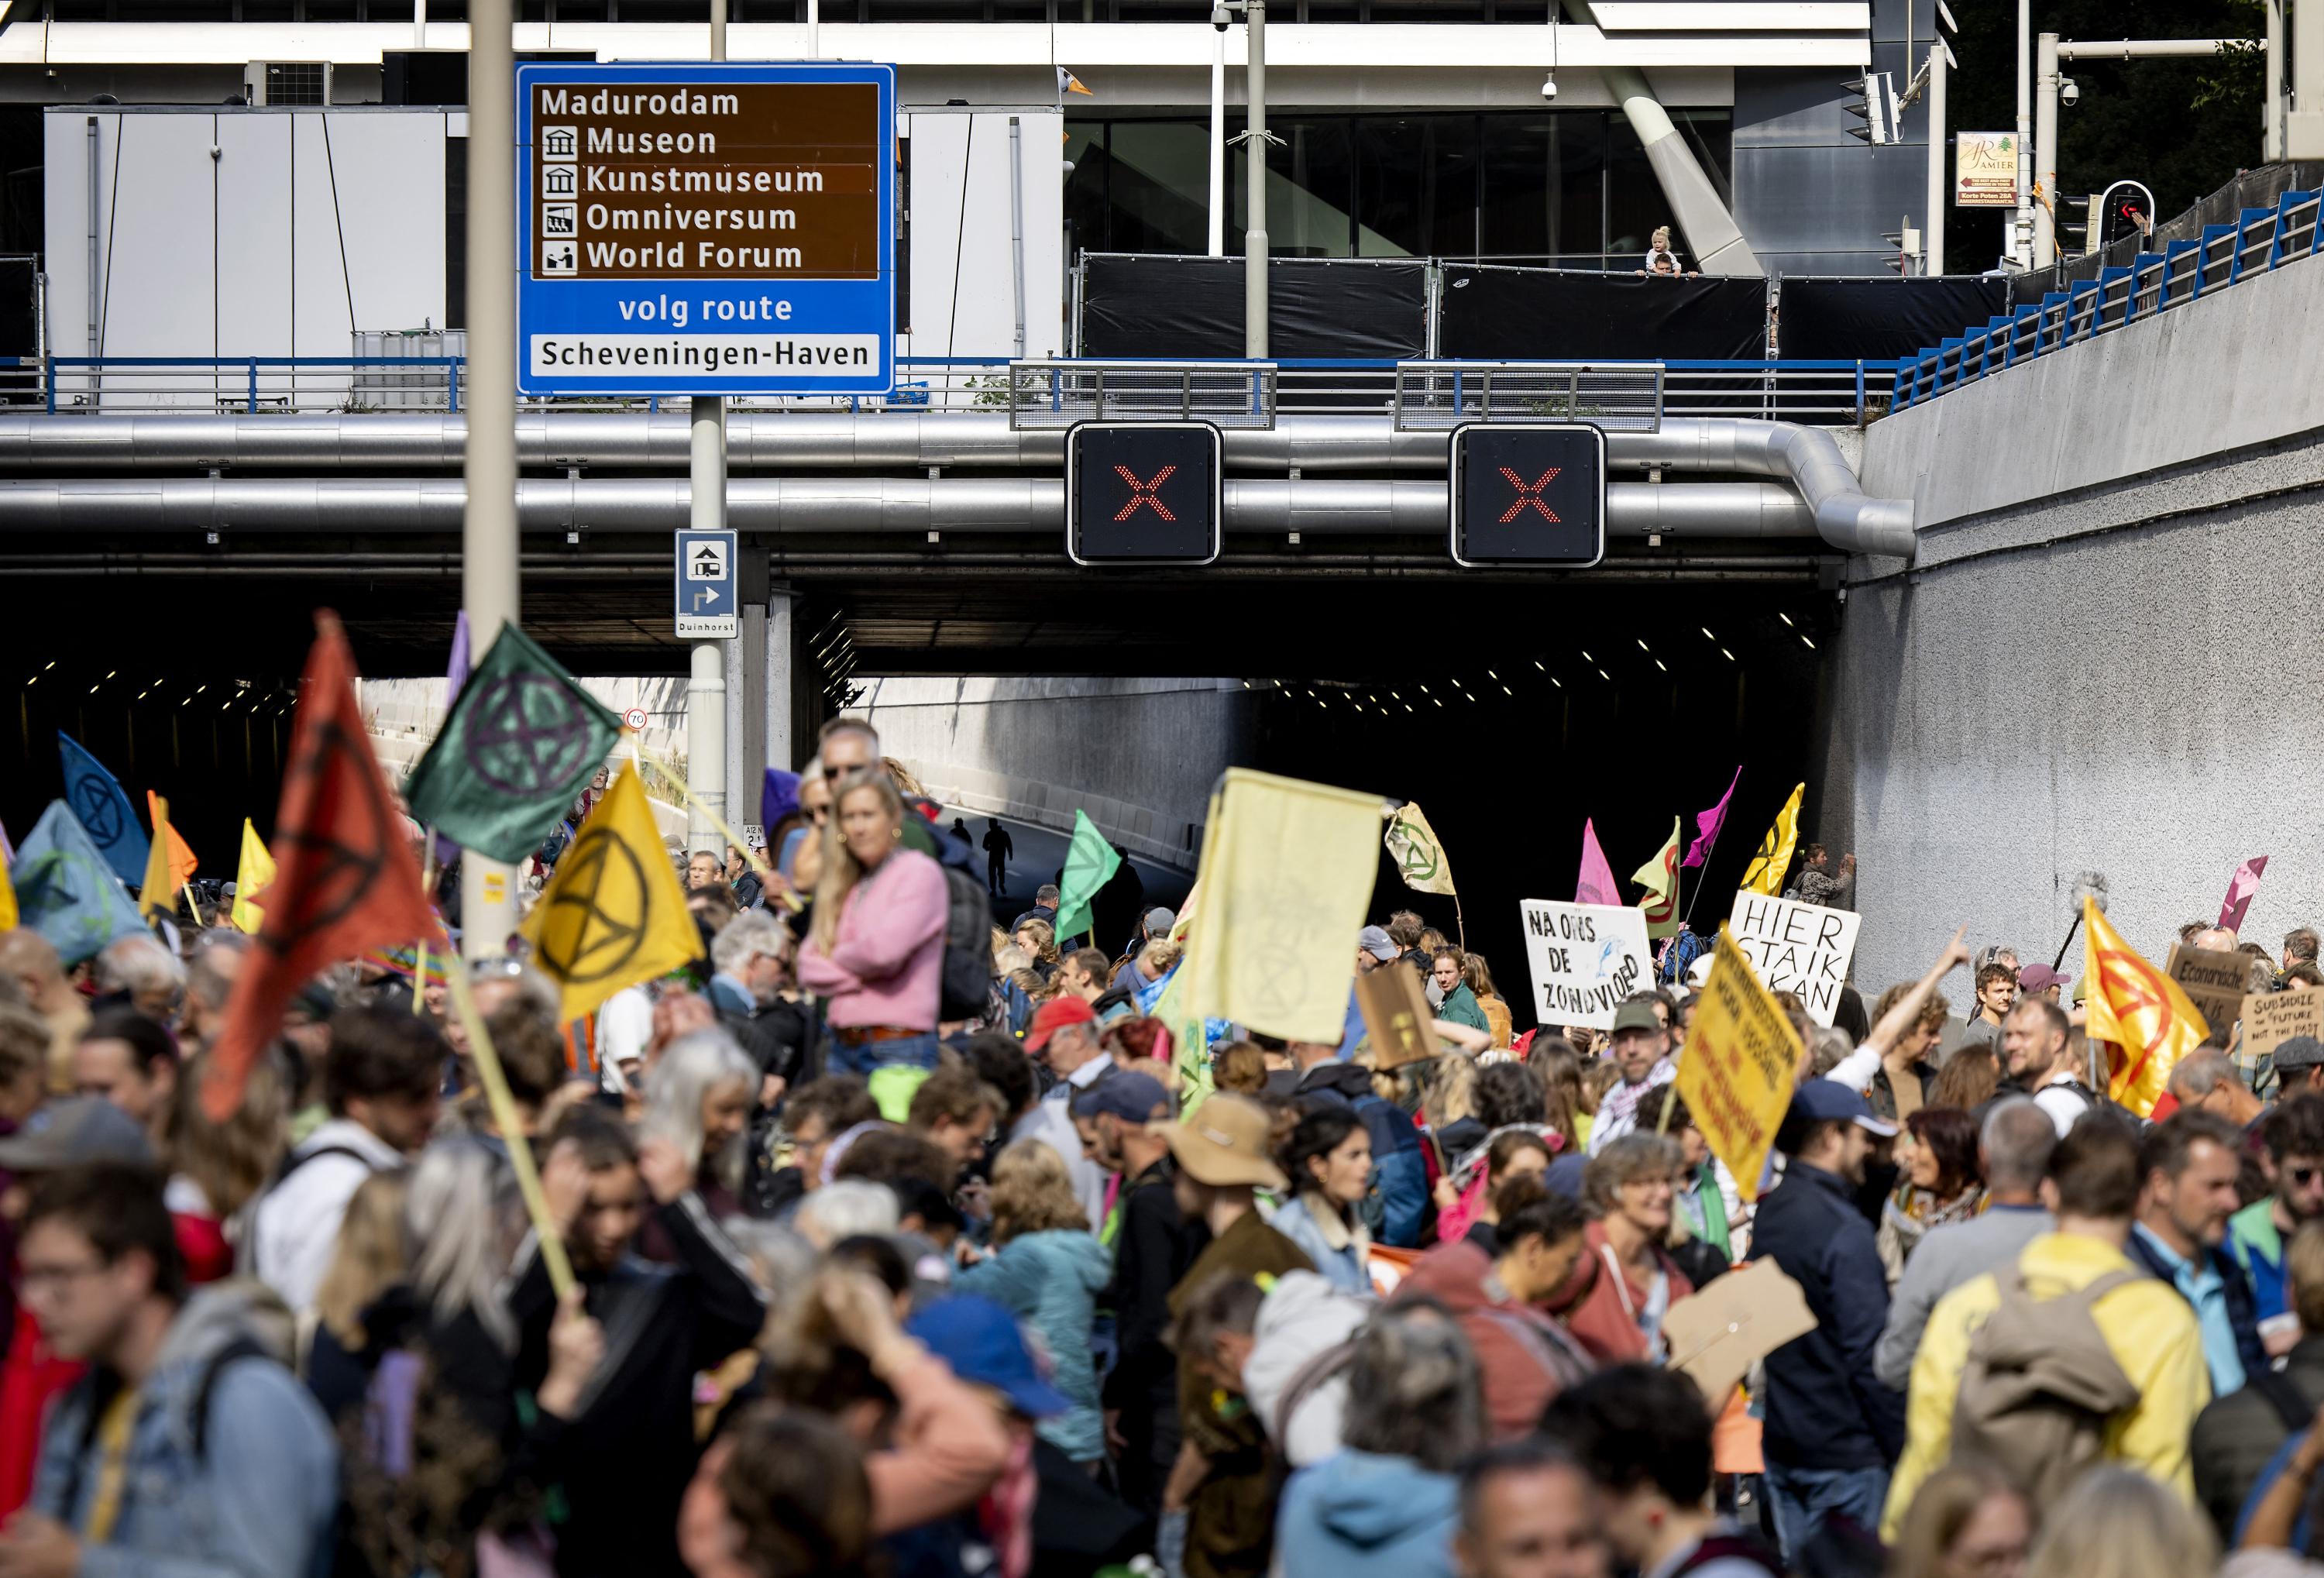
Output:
top-left (516, 62), bottom-right (896, 399)
top-left (676, 528), bottom-right (738, 638)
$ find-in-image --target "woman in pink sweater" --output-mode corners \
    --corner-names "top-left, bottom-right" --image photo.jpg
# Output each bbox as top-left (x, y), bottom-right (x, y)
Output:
top-left (796, 769), bottom-right (950, 1077)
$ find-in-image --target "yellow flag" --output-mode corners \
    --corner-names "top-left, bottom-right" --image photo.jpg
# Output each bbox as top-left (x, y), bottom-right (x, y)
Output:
top-left (0, 844), bottom-right (15, 933)
top-left (1674, 923), bottom-right (1803, 1203)
top-left (2083, 897), bottom-right (2209, 1118)
top-left (232, 819), bottom-right (276, 936)
top-left (521, 764), bottom-right (702, 1023)
top-left (1185, 768), bottom-right (1386, 1043)
top-left (1384, 802), bottom-right (1456, 897)
top-left (1738, 782), bottom-right (1805, 896)
top-left (1630, 817), bottom-right (1682, 940)
top-left (139, 793), bottom-right (176, 920)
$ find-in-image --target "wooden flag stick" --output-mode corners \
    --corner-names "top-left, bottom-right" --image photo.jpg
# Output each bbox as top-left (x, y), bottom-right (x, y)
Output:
top-left (445, 954), bottom-right (576, 1300)
top-left (634, 743), bottom-right (802, 914)
top-left (411, 829), bottom-right (440, 1014)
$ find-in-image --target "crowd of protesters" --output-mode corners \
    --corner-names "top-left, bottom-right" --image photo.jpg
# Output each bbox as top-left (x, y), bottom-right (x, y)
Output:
top-left (12, 713), bottom-right (2324, 1578)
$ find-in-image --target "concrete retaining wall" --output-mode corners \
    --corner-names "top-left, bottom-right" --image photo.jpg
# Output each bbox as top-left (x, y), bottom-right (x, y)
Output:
top-left (1826, 253), bottom-right (2324, 990)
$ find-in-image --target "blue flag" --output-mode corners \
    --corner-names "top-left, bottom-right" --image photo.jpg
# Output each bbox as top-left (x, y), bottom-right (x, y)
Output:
top-left (12, 800), bottom-right (150, 964)
top-left (55, 732), bottom-right (150, 887)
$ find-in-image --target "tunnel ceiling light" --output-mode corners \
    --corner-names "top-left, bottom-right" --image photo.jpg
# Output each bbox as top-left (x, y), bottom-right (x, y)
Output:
top-left (1463, 692), bottom-right (1476, 703)
top-left (1433, 697), bottom-right (1444, 707)
top-left (1552, 677), bottom-right (1563, 689)
top-left (1580, 650), bottom-right (1593, 662)
top-left (1404, 703), bottom-right (1414, 713)
top-left (1655, 660), bottom-right (1668, 673)
top-left (87, 684), bottom-right (98, 695)
top-left (1721, 648), bottom-right (1735, 662)
top-left (1779, 613), bottom-right (1795, 627)
top-left (1418, 684), bottom-right (1429, 694)
top-left (1486, 669), bottom-right (1497, 680)
top-left (1532, 660), bottom-right (1545, 672)
top-left (1501, 685), bottom-right (1513, 696)
top-left (1801, 635), bottom-right (1817, 650)
top-left (1701, 627), bottom-right (1716, 641)
top-left (1636, 639), bottom-right (1650, 653)
top-left (1597, 669), bottom-right (1611, 681)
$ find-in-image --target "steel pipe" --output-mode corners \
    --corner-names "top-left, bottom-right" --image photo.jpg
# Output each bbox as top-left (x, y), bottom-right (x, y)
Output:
top-left (0, 476), bottom-right (1816, 538)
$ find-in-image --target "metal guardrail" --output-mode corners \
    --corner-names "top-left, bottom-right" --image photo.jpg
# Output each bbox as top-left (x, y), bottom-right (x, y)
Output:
top-left (8, 354), bottom-right (1900, 425)
top-left (1391, 362), bottom-right (1663, 432)
top-left (1006, 359), bottom-right (1278, 429)
top-left (1895, 189), bottom-right (2323, 412)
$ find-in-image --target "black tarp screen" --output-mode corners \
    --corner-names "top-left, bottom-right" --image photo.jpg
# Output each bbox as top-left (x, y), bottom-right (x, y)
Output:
top-left (1437, 266), bottom-right (1767, 360)
top-left (1778, 277), bottom-right (2013, 362)
top-left (1079, 254), bottom-right (1428, 359)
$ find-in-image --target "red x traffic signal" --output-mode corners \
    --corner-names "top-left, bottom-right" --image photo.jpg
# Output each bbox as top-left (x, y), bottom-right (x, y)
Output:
top-left (1449, 424), bottom-right (1607, 567)
top-left (1067, 422), bottom-right (1223, 565)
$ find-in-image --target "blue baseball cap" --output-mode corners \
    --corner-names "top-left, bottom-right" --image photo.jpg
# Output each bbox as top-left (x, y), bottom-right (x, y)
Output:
top-left (1072, 1070), bottom-right (1171, 1123)
top-left (1789, 1078), bottom-right (1899, 1138)
top-left (906, 1296), bottom-right (1071, 1419)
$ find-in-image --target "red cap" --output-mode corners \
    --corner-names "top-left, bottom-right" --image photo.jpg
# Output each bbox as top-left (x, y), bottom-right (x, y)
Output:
top-left (1025, 995), bottom-right (1097, 1052)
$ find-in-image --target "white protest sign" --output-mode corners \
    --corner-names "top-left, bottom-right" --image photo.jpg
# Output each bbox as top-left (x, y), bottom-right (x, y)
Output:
top-left (1521, 899), bottom-right (1654, 1030)
top-left (1726, 891), bottom-right (1862, 1026)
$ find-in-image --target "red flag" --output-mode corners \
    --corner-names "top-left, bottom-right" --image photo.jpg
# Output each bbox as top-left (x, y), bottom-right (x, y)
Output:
top-left (203, 613), bottom-right (435, 1119)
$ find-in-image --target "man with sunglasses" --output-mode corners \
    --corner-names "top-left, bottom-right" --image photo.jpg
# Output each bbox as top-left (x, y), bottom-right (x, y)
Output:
top-left (2228, 1094), bottom-right (2324, 1360)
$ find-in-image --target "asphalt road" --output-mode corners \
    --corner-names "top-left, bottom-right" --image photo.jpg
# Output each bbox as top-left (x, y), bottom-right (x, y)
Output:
top-left (943, 812), bottom-right (1195, 948)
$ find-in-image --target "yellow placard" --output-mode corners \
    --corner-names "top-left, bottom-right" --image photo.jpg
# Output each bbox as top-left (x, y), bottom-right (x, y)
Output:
top-left (1185, 768), bottom-right (1387, 1044)
top-left (1673, 923), bottom-right (1803, 1203)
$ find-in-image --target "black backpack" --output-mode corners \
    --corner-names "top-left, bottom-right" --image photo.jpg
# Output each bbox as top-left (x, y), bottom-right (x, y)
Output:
top-left (936, 862), bottom-right (995, 1022)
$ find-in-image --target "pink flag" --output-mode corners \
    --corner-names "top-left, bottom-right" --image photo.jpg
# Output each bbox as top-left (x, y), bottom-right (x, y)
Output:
top-left (1683, 765), bottom-right (1742, 869)
top-left (2219, 855), bottom-right (2270, 933)
top-left (1576, 819), bottom-right (1621, 907)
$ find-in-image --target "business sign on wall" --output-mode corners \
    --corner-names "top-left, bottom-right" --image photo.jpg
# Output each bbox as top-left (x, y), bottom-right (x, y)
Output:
top-left (515, 63), bottom-right (896, 397)
top-left (1954, 132), bottom-right (2018, 208)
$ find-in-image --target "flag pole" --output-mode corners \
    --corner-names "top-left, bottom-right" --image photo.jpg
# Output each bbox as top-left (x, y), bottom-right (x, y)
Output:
top-left (412, 829), bottom-right (440, 1013)
top-left (1452, 893), bottom-right (1466, 952)
top-left (445, 953), bottom-right (576, 1300)
top-left (1677, 820), bottom-right (1726, 930)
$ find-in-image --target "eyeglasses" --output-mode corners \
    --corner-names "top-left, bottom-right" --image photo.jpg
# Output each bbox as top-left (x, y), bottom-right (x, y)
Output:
top-left (19, 1260), bottom-right (108, 1295)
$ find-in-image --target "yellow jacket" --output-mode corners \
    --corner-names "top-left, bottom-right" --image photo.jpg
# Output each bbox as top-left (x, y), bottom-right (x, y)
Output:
top-left (1880, 1230), bottom-right (2210, 1540)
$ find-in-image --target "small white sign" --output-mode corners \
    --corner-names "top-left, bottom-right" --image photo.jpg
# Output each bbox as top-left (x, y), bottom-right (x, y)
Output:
top-left (1726, 892), bottom-right (1862, 1027)
top-left (1519, 899), bottom-right (1654, 1030)
top-left (541, 203), bottom-right (578, 237)
top-left (686, 540), bottom-right (728, 581)
top-left (742, 823), bottom-right (768, 849)
top-left (621, 706), bottom-right (648, 731)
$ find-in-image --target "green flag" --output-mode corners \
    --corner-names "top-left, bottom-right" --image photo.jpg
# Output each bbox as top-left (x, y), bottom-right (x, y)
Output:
top-left (403, 624), bottom-right (621, 865)
top-left (1054, 809), bottom-right (1122, 945)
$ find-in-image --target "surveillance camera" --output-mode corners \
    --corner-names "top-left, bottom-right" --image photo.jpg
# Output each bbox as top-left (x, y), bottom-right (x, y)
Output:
top-left (1541, 72), bottom-right (1558, 100)
top-left (2059, 77), bottom-right (2079, 106)
top-left (1211, 5), bottom-right (1230, 28)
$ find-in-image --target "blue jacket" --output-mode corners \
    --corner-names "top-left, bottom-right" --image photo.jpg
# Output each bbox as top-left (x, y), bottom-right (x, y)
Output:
top-left (2126, 1222), bottom-right (2268, 1396)
top-left (1294, 1061), bottom-right (1430, 1250)
top-left (1270, 1193), bottom-right (1373, 1297)
top-left (1750, 1160), bottom-right (1907, 1469)
top-left (33, 1285), bottom-right (339, 1578)
top-left (953, 1227), bottom-right (1114, 1462)
top-left (1276, 1449), bottom-right (1458, 1578)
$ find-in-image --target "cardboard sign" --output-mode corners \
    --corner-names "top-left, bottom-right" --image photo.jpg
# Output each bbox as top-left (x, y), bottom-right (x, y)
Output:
top-left (1519, 899), bottom-right (1654, 1030)
top-left (2243, 989), bottom-right (2324, 1064)
top-left (1664, 1256), bottom-right (1817, 1409)
top-left (1356, 961), bottom-right (1441, 1070)
top-left (1725, 892), bottom-right (1862, 1027)
top-left (1675, 925), bottom-right (1803, 1204)
top-left (2166, 944), bottom-right (2250, 1037)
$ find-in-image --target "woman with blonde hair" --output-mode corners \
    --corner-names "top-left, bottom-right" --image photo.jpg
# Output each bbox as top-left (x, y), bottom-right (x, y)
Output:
top-left (165, 1048), bottom-right (290, 1284)
top-left (1462, 952), bottom-right (1514, 1049)
top-left (1889, 1462), bottom-right (2033, 1578)
top-left (952, 1140), bottom-right (1112, 1469)
top-left (2025, 1466), bottom-right (2209, 1578)
top-left (309, 1170), bottom-right (412, 1367)
top-left (1010, 917), bottom-right (1060, 982)
top-left (796, 768), bottom-right (951, 1078)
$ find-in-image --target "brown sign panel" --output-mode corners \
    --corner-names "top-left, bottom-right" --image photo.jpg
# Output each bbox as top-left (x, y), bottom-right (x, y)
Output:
top-left (2243, 990), bottom-right (2324, 1065)
top-left (2167, 944), bottom-right (2252, 1037)
top-left (1356, 961), bottom-right (1441, 1070)
top-left (531, 81), bottom-right (882, 281)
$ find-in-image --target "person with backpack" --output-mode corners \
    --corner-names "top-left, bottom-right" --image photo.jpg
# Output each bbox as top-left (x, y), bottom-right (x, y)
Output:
top-left (1880, 1114), bottom-right (2209, 1540)
top-left (797, 769), bottom-right (951, 1080)
top-left (1541, 1363), bottom-right (1786, 1578)
top-left (1286, 1039), bottom-right (1430, 1250)
top-left (1748, 1081), bottom-right (1908, 1565)
top-left (246, 1005), bottom-right (446, 1315)
top-left (9, 1164), bottom-right (339, 1578)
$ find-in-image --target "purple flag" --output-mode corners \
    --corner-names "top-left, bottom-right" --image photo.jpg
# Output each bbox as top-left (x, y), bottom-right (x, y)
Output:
top-left (1576, 819), bottom-right (1621, 907)
top-left (2219, 854), bottom-right (2270, 933)
top-left (1683, 765), bottom-right (1742, 869)
top-left (761, 768), bottom-right (801, 835)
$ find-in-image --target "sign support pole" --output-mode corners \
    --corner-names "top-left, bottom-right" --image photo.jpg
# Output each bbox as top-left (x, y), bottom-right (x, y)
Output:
top-left (462, 0), bottom-right (521, 961)
top-left (688, 0), bottom-right (732, 858)
top-left (1244, 0), bottom-right (1267, 358)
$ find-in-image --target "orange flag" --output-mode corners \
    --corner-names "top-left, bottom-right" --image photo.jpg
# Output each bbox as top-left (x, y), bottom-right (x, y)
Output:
top-left (203, 612), bottom-right (435, 1119)
top-left (2082, 896), bottom-right (2209, 1119)
top-left (143, 791), bottom-right (198, 892)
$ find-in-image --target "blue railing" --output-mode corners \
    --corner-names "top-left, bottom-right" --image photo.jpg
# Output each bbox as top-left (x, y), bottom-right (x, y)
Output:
top-left (1893, 189), bottom-right (2323, 412)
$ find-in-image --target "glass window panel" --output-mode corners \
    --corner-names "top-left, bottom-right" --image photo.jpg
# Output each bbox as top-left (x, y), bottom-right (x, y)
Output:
top-left (1103, 119), bottom-right (1215, 256)
top-left (1064, 122), bottom-right (1110, 254)
top-left (1352, 117), bottom-right (1425, 258)
top-left (1479, 112), bottom-right (1602, 264)
top-left (1263, 117), bottom-right (1353, 257)
top-left (1605, 115), bottom-right (1661, 261)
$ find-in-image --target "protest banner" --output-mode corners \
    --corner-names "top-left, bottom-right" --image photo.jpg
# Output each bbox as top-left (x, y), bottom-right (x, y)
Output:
top-left (2243, 989), bottom-right (2324, 1065)
top-left (1673, 924), bottom-right (1803, 1204)
top-left (1725, 891), bottom-right (1862, 1026)
top-left (2164, 944), bottom-right (2248, 1038)
top-left (1519, 899), bottom-right (1652, 1030)
top-left (1356, 961), bottom-right (1439, 1069)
